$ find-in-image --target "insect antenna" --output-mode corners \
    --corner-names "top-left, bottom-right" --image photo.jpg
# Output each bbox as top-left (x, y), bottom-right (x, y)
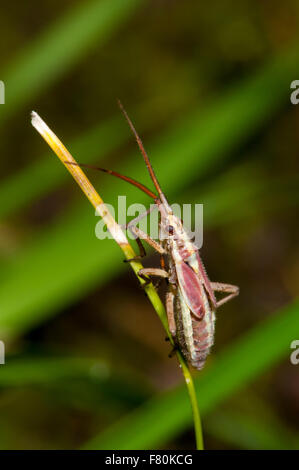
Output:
top-left (118, 100), bottom-right (164, 198)
top-left (65, 161), bottom-right (158, 200)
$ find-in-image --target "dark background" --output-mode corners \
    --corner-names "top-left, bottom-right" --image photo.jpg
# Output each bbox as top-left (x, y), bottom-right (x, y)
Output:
top-left (0, 0), bottom-right (298, 449)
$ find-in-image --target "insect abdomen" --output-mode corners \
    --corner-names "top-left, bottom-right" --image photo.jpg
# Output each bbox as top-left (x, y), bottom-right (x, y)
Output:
top-left (175, 287), bottom-right (215, 370)
top-left (190, 311), bottom-right (215, 369)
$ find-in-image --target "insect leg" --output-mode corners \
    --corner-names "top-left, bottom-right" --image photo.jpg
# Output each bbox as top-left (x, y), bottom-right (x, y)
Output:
top-left (125, 225), bottom-right (165, 262)
top-left (166, 290), bottom-right (176, 338)
top-left (210, 282), bottom-right (239, 308)
top-left (124, 206), bottom-right (164, 262)
top-left (123, 204), bottom-right (158, 231)
top-left (160, 254), bottom-right (166, 270)
top-left (135, 236), bottom-right (147, 259)
top-left (129, 226), bottom-right (165, 253)
top-left (152, 254), bottom-right (167, 290)
top-left (137, 267), bottom-right (169, 286)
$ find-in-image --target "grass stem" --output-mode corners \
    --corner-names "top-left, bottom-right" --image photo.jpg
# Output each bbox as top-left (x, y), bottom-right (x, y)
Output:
top-left (31, 111), bottom-right (204, 450)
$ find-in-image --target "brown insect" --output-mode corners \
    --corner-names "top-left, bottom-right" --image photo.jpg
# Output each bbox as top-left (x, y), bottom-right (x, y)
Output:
top-left (69, 103), bottom-right (239, 369)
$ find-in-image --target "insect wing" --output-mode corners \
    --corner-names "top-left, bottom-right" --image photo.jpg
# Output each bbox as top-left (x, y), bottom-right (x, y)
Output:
top-left (176, 261), bottom-right (205, 319)
top-left (194, 252), bottom-right (217, 308)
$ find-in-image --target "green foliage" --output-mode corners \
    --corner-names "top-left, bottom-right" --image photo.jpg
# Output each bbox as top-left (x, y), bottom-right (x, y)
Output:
top-left (2, 0), bottom-right (142, 121)
top-left (83, 301), bottom-right (299, 449)
top-left (1, 47), bottom-right (299, 337)
top-left (0, 0), bottom-right (298, 450)
top-left (206, 408), bottom-right (299, 450)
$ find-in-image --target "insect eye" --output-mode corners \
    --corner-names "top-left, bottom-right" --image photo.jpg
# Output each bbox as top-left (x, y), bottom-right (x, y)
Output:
top-left (166, 225), bottom-right (174, 235)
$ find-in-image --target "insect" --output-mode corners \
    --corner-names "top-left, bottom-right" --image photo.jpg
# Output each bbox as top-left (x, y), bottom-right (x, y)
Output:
top-left (69, 103), bottom-right (239, 370)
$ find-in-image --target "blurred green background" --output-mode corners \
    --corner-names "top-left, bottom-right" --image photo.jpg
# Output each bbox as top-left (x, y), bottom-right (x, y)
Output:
top-left (0, 0), bottom-right (298, 450)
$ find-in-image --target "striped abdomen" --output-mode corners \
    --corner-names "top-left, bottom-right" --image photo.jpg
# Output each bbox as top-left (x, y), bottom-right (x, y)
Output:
top-left (174, 285), bottom-right (215, 370)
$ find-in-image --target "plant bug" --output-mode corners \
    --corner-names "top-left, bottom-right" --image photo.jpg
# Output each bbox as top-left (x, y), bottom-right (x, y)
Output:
top-left (68, 102), bottom-right (239, 370)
